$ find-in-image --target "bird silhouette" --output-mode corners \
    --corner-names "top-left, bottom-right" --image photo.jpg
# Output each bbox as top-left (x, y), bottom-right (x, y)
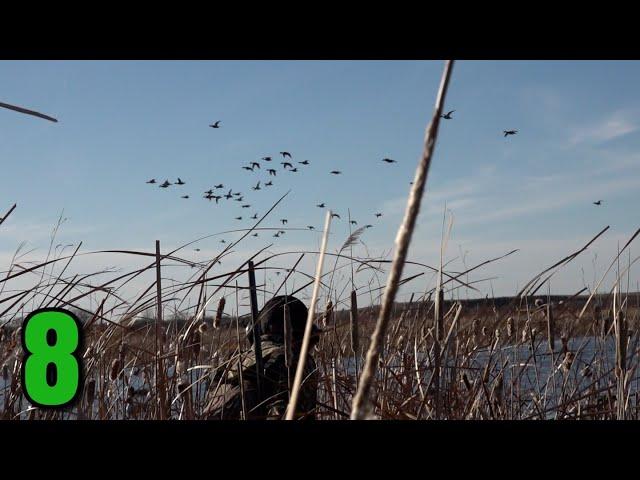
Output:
top-left (503, 130), bottom-right (518, 137)
top-left (330, 171), bottom-right (341, 175)
top-left (289, 168), bottom-right (298, 173)
top-left (220, 240), bottom-right (226, 244)
top-left (235, 216), bottom-right (243, 221)
top-left (204, 189), bottom-right (214, 195)
top-left (281, 162), bottom-right (293, 169)
top-left (213, 196), bottom-right (221, 203)
top-left (280, 152), bottom-right (292, 159)
top-left (214, 184), bottom-right (224, 189)
top-left (181, 195), bottom-right (189, 199)
top-left (268, 169), bottom-right (277, 176)
top-left (265, 181), bottom-right (273, 186)
top-left (210, 121), bottom-right (221, 128)
top-left (274, 232), bottom-right (281, 238)
top-left (253, 181), bottom-right (261, 191)
top-left (316, 203), bottom-right (325, 208)
top-left (235, 196), bottom-right (244, 202)
top-left (251, 213), bottom-right (258, 219)
top-left (331, 213), bottom-right (341, 219)
top-left (224, 190), bottom-right (233, 199)
top-left (251, 162), bottom-right (261, 169)
top-left (375, 213), bottom-right (382, 218)
top-left (234, 192), bottom-right (242, 196)
top-left (146, 178), bottom-right (156, 184)
top-left (307, 226), bottom-right (315, 230)
top-left (252, 233), bottom-right (259, 237)
top-left (175, 178), bottom-right (185, 185)
top-left (593, 200), bottom-right (603, 205)
top-left (441, 110), bottom-right (455, 119)
top-left (242, 166), bottom-right (254, 172)
top-left (365, 224), bottom-right (373, 228)
top-left (278, 230), bottom-right (286, 235)
top-left (350, 220), bottom-right (357, 225)
top-left (194, 248), bottom-right (201, 252)
top-left (299, 160), bottom-right (310, 165)
top-left (281, 219), bottom-right (288, 225)
top-left (242, 204), bottom-right (251, 208)
top-left (262, 156), bottom-right (272, 161)
top-left (382, 158), bottom-right (397, 164)
top-left (160, 180), bottom-right (171, 188)
top-left (204, 193), bottom-right (215, 200)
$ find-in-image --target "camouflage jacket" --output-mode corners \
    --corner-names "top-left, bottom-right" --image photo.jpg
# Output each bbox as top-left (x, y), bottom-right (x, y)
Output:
top-left (204, 335), bottom-right (318, 420)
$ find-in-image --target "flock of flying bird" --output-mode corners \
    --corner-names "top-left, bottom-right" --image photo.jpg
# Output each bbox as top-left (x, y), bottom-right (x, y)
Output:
top-left (144, 113), bottom-right (605, 246)
top-left (144, 121), bottom-right (394, 244)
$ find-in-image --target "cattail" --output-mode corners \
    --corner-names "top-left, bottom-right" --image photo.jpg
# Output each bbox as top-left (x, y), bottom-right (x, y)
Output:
top-left (214, 297), bottom-right (226, 329)
top-left (176, 359), bottom-right (186, 376)
top-left (109, 358), bottom-right (121, 381)
top-left (191, 330), bottom-right (201, 359)
top-left (561, 351), bottom-right (575, 373)
top-left (561, 333), bottom-right (569, 354)
top-left (546, 302), bottom-right (555, 352)
top-left (471, 318), bottom-right (480, 337)
top-left (506, 317), bottom-right (514, 338)
top-left (324, 300), bottom-right (334, 328)
top-left (119, 343), bottom-right (127, 375)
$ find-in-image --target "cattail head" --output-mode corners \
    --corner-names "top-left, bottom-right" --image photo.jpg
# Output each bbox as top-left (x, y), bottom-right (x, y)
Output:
top-left (109, 358), bottom-right (121, 381)
top-left (176, 359), bottom-right (186, 376)
top-left (324, 300), bottom-right (334, 327)
top-left (562, 351), bottom-right (575, 372)
top-left (191, 330), bottom-right (201, 358)
top-left (506, 317), bottom-right (514, 337)
top-left (214, 297), bottom-right (226, 329)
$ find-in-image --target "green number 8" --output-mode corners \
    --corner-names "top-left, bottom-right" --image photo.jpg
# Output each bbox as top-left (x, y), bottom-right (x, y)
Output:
top-left (22, 308), bottom-right (82, 408)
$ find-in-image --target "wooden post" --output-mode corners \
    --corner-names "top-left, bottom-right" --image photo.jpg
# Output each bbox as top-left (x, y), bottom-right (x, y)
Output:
top-left (247, 261), bottom-right (264, 417)
top-left (155, 240), bottom-right (167, 419)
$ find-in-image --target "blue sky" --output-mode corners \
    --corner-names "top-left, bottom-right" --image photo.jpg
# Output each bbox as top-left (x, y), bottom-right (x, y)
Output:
top-left (2, 60), bottom-right (640, 307)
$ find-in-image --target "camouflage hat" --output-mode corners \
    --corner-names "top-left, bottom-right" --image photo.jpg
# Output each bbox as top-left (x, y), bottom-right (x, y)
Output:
top-left (246, 295), bottom-right (322, 344)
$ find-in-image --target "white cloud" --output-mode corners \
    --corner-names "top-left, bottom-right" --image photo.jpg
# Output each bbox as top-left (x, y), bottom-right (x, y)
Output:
top-left (569, 110), bottom-right (639, 146)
